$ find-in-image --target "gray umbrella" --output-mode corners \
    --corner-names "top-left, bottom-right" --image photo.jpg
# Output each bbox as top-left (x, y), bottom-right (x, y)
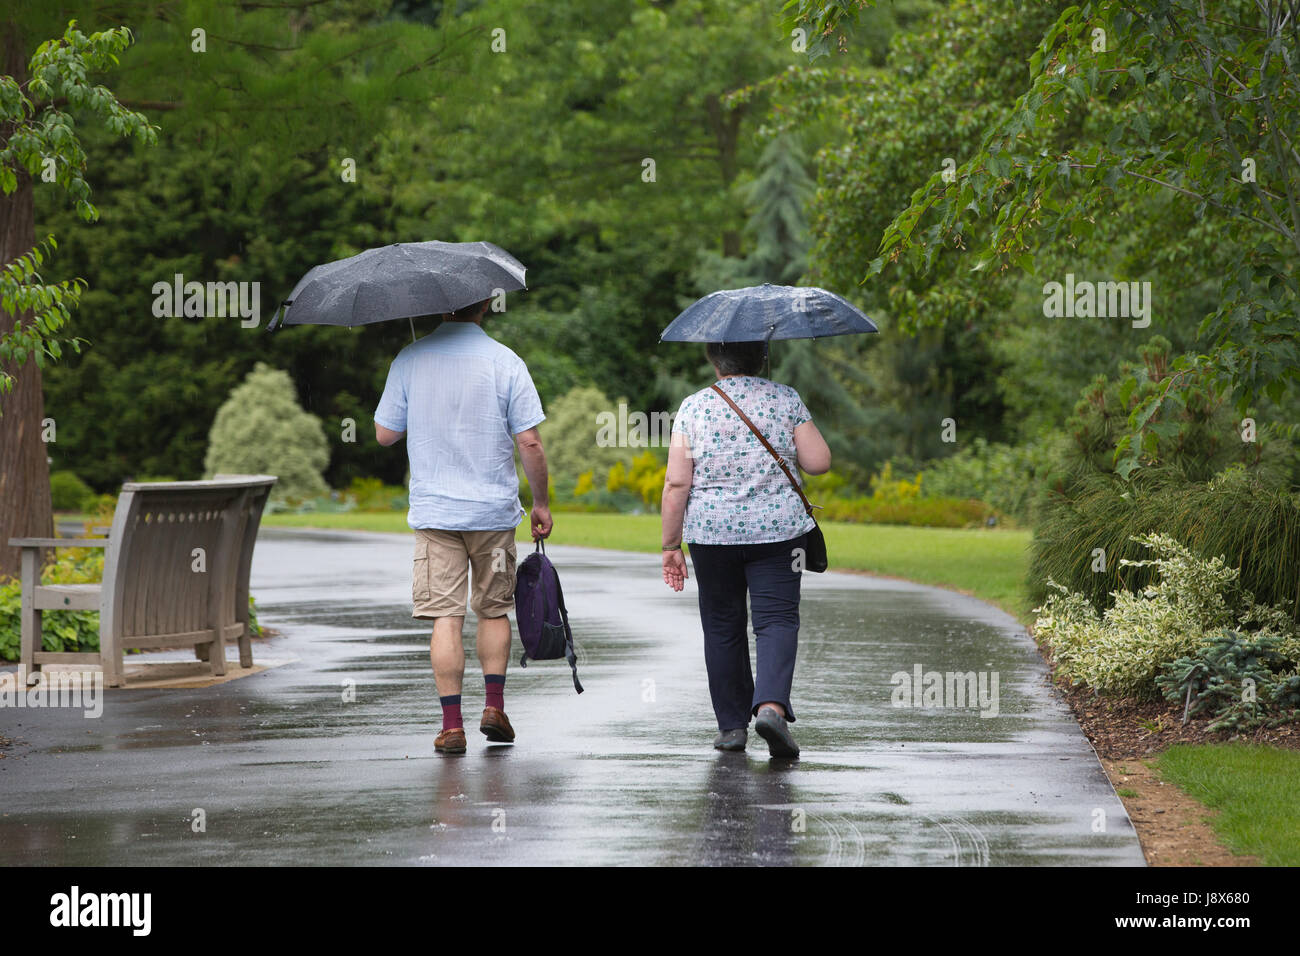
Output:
top-left (269, 240), bottom-right (526, 332)
top-left (660, 283), bottom-right (877, 342)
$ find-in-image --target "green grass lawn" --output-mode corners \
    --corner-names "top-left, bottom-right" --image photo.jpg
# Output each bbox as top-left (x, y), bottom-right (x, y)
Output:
top-left (262, 511), bottom-right (1033, 620)
top-left (1156, 743), bottom-right (1300, 865)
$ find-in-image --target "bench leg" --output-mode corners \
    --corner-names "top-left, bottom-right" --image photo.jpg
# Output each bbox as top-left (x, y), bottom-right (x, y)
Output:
top-left (100, 622), bottom-right (125, 689)
top-left (19, 548), bottom-right (41, 686)
top-left (102, 649), bottom-right (126, 688)
top-left (207, 635), bottom-right (227, 677)
top-left (238, 628), bottom-right (253, 669)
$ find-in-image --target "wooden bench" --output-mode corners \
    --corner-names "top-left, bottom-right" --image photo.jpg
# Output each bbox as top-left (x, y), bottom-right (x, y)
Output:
top-left (9, 475), bottom-right (276, 687)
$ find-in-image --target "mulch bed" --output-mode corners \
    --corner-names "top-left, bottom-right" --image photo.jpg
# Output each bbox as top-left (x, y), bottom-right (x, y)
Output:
top-left (1061, 683), bottom-right (1300, 760)
top-left (1031, 631), bottom-right (1300, 759)
top-left (1033, 631), bottom-right (1296, 866)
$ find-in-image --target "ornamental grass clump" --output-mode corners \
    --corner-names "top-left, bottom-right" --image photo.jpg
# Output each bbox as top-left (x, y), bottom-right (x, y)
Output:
top-left (1033, 533), bottom-right (1299, 699)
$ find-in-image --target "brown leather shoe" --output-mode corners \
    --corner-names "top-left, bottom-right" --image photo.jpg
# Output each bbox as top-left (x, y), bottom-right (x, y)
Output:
top-left (435, 727), bottom-right (467, 754)
top-left (480, 707), bottom-right (515, 743)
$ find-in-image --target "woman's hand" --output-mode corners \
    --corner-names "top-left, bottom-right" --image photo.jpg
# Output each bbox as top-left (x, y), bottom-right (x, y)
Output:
top-left (662, 549), bottom-right (688, 591)
top-left (661, 431), bottom-right (692, 592)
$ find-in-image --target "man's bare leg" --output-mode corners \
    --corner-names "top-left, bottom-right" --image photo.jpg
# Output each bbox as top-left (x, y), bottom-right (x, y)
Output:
top-left (476, 615), bottom-right (511, 676)
top-left (431, 615), bottom-right (466, 697)
top-left (431, 615), bottom-right (468, 751)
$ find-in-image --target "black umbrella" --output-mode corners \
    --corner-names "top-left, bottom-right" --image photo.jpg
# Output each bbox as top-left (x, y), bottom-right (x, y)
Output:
top-left (660, 283), bottom-right (877, 343)
top-left (268, 240), bottom-right (526, 337)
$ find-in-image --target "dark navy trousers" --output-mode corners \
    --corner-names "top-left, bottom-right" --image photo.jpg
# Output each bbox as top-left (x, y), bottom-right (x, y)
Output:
top-left (687, 533), bottom-right (806, 731)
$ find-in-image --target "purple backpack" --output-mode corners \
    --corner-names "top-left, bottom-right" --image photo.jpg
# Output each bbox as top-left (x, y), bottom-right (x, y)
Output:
top-left (515, 540), bottom-right (583, 693)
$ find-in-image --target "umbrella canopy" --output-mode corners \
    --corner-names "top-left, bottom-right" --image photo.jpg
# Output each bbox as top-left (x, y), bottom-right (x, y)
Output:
top-left (660, 283), bottom-right (877, 342)
top-left (270, 240), bottom-right (526, 330)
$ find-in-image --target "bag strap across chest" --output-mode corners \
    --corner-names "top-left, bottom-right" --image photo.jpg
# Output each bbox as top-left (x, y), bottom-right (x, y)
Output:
top-left (710, 383), bottom-right (818, 518)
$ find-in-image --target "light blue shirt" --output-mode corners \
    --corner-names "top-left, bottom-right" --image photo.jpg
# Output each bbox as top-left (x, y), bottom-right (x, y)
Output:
top-left (374, 322), bottom-right (545, 531)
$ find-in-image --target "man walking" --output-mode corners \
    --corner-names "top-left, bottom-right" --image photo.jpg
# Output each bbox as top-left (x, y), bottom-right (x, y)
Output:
top-left (374, 298), bottom-right (552, 755)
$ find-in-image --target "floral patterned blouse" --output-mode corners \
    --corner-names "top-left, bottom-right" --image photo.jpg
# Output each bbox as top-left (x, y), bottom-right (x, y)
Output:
top-left (672, 375), bottom-right (818, 545)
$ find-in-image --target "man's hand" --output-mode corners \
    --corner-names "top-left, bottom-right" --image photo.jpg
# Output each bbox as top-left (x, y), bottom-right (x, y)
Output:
top-left (530, 504), bottom-right (553, 540)
top-left (662, 549), bottom-right (688, 592)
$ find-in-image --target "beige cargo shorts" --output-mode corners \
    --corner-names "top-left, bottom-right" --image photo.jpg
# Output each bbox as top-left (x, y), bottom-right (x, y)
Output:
top-left (412, 528), bottom-right (518, 619)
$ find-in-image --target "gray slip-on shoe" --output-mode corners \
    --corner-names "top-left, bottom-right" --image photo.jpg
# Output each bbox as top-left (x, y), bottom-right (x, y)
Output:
top-left (754, 708), bottom-right (800, 758)
top-left (713, 728), bottom-right (747, 751)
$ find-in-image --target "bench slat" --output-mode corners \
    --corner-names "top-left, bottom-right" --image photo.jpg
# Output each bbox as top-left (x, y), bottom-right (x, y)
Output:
top-left (34, 584), bottom-right (101, 611)
top-left (122, 622), bottom-right (242, 648)
top-left (8, 538), bottom-right (109, 548)
top-left (32, 652), bottom-right (103, 665)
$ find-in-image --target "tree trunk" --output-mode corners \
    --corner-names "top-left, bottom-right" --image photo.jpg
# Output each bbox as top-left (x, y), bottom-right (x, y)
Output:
top-left (0, 22), bottom-right (51, 582)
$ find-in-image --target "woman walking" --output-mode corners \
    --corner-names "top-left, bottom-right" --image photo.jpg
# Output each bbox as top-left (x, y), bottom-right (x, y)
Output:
top-left (660, 341), bottom-right (831, 757)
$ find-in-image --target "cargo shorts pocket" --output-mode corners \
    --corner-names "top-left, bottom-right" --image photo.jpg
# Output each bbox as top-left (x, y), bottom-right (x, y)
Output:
top-left (412, 534), bottom-right (431, 605)
top-left (468, 531), bottom-right (517, 617)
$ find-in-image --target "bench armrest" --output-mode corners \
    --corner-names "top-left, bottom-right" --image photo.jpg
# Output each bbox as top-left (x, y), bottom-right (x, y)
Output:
top-left (8, 537), bottom-right (109, 548)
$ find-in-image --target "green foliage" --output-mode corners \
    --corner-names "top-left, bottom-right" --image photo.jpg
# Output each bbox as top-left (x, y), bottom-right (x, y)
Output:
top-left (919, 438), bottom-right (1049, 522)
top-left (539, 386), bottom-right (636, 485)
top-left (1029, 467), bottom-right (1300, 619)
top-left (771, 338), bottom-right (892, 482)
top-left (343, 476), bottom-right (408, 513)
top-left (808, 463), bottom-right (996, 528)
top-left (1033, 533), bottom-right (1298, 699)
top-left (1158, 630), bottom-right (1300, 733)
top-left (849, 0), bottom-right (1300, 473)
top-left (606, 450), bottom-right (667, 511)
top-left (1038, 336), bottom-right (1291, 491)
top-left (26, 0), bottom-right (939, 497)
top-left (771, 1), bottom-right (1053, 468)
top-left (32, 0), bottom-right (482, 489)
top-left (741, 133), bottom-right (815, 284)
top-left (48, 469), bottom-right (94, 511)
top-left (203, 362), bottom-right (329, 502)
top-left (0, 20), bottom-right (159, 397)
top-left (0, 541), bottom-right (105, 660)
top-left (1027, 339), bottom-right (1298, 613)
top-left (39, 126), bottom-right (389, 492)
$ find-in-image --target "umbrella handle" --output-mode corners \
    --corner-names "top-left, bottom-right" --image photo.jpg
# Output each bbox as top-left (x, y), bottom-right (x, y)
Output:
top-left (409, 316), bottom-right (417, 343)
top-left (266, 302), bottom-right (287, 331)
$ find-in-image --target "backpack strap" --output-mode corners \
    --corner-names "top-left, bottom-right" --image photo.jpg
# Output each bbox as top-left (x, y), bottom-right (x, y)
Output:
top-left (550, 569), bottom-right (584, 694)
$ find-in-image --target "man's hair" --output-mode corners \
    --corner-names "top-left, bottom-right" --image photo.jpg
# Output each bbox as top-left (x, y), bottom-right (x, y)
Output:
top-left (706, 341), bottom-right (767, 377)
top-left (447, 298), bottom-right (491, 321)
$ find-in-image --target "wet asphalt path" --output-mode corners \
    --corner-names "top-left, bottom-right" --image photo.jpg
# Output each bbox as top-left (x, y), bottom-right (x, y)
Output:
top-left (0, 528), bottom-right (1142, 866)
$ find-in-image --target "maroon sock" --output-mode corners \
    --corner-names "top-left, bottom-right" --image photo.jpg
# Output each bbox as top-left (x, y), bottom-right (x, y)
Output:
top-left (485, 674), bottom-right (506, 711)
top-left (439, 695), bottom-right (463, 731)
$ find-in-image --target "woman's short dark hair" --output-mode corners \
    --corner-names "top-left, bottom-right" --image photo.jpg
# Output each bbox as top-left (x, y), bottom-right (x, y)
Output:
top-left (706, 341), bottom-right (767, 377)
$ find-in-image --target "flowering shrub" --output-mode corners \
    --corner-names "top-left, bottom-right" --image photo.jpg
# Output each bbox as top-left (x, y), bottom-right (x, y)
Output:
top-left (607, 451), bottom-right (666, 511)
top-left (813, 463), bottom-right (998, 528)
top-left (1033, 533), bottom-right (1299, 698)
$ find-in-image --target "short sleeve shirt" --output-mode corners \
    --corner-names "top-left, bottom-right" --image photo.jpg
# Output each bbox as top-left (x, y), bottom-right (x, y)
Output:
top-left (374, 322), bottom-right (544, 531)
top-left (672, 376), bottom-right (817, 545)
